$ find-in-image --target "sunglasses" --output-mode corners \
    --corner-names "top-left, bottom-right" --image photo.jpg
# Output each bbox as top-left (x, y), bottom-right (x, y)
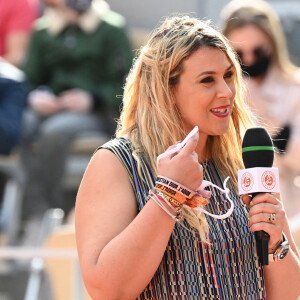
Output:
top-left (235, 46), bottom-right (270, 61)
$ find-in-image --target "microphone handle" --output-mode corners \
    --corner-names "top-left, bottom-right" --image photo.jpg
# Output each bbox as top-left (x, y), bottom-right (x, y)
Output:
top-left (252, 192), bottom-right (270, 265)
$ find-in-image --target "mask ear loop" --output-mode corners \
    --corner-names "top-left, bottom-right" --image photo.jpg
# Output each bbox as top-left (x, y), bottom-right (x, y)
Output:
top-left (186, 176), bottom-right (234, 220)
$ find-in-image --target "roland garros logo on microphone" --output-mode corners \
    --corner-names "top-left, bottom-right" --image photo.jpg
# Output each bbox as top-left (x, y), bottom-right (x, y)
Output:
top-left (261, 170), bottom-right (276, 190)
top-left (241, 172), bottom-right (254, 192)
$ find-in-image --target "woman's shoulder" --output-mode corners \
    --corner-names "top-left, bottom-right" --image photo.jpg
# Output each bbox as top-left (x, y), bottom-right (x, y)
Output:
top-left (94, 136), bottom-right (136, 169)
top-left (88, 138), bottom-right (133, 178)
top-left (98, 136), bottom-right (134, 153)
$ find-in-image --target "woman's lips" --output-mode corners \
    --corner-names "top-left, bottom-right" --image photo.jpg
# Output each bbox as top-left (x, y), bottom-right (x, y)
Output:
top-left (210, 106), bottom-right (230, 118)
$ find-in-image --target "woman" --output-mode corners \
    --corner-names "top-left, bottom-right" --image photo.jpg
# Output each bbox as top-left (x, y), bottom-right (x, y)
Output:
top-left (75, 16), bottom-right (300, 299)
top-left (220, 0), bottom-right (300, 219)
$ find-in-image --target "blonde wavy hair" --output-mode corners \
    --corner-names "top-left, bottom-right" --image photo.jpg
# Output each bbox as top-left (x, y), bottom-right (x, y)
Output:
top-left (220, 0), bottom-right (298, 79)
top-left (116, 15), bottom-right (255, 239)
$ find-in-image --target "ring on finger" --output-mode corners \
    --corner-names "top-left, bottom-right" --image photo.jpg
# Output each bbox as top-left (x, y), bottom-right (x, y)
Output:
top-left (268, 213), bottom-right (276, 223)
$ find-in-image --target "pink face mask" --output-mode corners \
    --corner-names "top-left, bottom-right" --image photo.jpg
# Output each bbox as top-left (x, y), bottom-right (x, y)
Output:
top-left (192, 176), bottom-right (234, 220)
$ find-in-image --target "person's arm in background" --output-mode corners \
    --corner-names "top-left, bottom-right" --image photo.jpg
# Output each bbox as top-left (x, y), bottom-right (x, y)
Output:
top-left (0, 62), bottom-right (26, 154)
top-left (22, 26), bottom-right (64, 116)
top-left (4, 0), bottom-right (38, 67)
top-left (22, 24), bottom-right (50, 93)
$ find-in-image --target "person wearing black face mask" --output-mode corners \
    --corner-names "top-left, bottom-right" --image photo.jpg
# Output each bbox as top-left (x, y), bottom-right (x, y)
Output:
top-left (220, 0), bottom-right (300, 220)
top-left (65, 0), bottom-right (92, 13)
top-left (237, 46), bottom-right (271, 78)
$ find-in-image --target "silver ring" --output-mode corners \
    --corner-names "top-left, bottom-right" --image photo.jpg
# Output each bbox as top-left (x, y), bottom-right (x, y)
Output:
top-left (268, 213), bottom-right (276, 223)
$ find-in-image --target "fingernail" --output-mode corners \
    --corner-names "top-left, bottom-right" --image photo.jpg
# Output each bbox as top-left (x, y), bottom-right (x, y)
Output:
top-left (249, 201), bottom-right (253, 208)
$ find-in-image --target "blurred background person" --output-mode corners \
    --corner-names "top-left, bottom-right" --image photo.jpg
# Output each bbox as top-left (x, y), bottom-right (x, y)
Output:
top-left (0, 58), bottom-right (26, 202)
top-left (0, 0), bottom-right (39, 67)
top-left (220, 0), bottom-right (300, 219)
top-left (19, 0), bottom-right (133, 231)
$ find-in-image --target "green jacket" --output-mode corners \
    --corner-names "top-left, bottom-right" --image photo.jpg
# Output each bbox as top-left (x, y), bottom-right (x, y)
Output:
top-left (23, 10), bottom-right (133, 111)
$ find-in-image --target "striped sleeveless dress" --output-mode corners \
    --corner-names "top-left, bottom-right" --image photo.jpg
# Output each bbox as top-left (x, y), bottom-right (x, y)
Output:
top-left (101, 137), bottom-right (266, 299)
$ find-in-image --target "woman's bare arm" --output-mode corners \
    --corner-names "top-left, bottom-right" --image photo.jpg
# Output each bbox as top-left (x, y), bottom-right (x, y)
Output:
top-left (75, 132), bottom-right (203, 299)
top-left (75, 149), bottom-right (176, 299)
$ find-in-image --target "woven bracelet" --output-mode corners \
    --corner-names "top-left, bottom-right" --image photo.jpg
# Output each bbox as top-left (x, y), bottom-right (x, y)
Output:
top-left (156, 176), bottom-right (196, 199)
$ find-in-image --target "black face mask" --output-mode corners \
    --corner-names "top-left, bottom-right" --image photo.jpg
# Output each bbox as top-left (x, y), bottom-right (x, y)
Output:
top-left (241, 55), bottom-right (271, 78)
top-left (65, 0), bottom-right (92, 13)
top-left (236, 47), bottom-right (271, 78)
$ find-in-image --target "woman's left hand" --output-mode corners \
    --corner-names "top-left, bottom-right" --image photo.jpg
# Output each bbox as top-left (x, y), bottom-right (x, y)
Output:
top-left (242, 193), bottom-right (286, 251)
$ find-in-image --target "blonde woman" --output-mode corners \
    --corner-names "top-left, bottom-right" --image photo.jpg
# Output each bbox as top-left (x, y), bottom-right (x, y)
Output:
top-left (221, 0), bottom-right (300, 219)
top-left (75, 16), bottom-right (300, 299)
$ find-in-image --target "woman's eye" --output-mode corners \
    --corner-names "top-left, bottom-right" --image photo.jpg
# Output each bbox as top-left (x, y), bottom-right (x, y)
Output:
top-left (200, 76), bottom-right (214, 83)
top-left (224, 71), bottom-right (234, 79)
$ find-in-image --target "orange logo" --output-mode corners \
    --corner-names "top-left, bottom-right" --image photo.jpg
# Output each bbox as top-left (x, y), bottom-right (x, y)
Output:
top-left (262, 171), bottom-right (276, 190)
top-left (241, 172), bottom-right (254, 191)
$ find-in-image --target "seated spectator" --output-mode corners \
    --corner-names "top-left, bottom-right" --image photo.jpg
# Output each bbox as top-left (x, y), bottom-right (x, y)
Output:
top-left (0, 0), bottom-right (39, 67)
top-left (20, 0), bottom-right (133, 223)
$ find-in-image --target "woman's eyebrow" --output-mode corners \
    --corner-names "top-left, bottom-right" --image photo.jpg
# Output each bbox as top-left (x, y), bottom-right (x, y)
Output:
top-left (196, 64), bottom-right (233, 78)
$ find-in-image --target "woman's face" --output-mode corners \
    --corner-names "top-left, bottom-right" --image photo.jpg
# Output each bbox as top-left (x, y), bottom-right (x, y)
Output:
top-left (173, 47), bottom-right (236, 140)
top-left (226, 24), bottom-right (272, 67)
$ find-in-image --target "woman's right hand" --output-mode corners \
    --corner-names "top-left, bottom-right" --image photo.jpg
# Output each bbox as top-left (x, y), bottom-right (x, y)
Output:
top-left (157, 131), bottom-right (203, 191)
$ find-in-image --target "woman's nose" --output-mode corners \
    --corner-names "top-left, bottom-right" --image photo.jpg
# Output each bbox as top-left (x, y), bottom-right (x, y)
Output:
top-left (218, 80), bottom-right (234, 99)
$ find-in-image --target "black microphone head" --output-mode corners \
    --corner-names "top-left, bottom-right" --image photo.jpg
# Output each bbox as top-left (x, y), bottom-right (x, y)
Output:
top-left (242, 127), bottom-right (274, 168)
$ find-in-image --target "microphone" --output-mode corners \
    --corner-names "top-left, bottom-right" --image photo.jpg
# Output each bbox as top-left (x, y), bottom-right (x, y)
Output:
top-left (242, 127), bottom-right (275, 265)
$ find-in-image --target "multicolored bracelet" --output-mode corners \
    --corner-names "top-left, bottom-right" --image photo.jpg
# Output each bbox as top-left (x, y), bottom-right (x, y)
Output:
top-left (148, 190), bottom-right (184, 222)
top-left (154, 176), bottom-right (210, 211)
top-left (155, 183), bottom-right (187, 204)
top-left (154, 189), bottom-right (183, 213)
top-left (156, 176), bottom-right (196, 199)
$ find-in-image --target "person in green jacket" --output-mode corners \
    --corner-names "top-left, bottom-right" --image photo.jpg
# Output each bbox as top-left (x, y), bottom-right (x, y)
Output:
top-left (20, 0), bottom-right (133, 223)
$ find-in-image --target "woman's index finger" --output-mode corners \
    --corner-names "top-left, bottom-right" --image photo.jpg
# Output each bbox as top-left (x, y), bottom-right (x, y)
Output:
top-left (180, 130), bottom-right (199, 154)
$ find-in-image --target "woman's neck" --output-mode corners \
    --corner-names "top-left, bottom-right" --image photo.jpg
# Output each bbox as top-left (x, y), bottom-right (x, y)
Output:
top-left (196, 133), bottom-right (209, 163)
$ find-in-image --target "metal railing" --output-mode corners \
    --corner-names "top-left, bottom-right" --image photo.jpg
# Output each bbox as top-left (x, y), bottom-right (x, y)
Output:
top-left (0, 246), bottom-right (84, 300)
